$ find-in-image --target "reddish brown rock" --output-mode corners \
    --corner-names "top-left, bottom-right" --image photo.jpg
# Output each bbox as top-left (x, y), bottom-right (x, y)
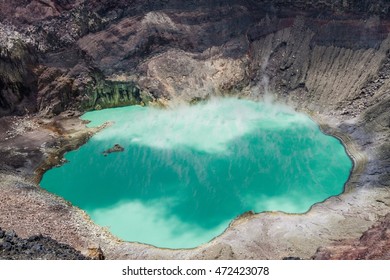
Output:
top-left (313, 214), bottom-right (390, 260)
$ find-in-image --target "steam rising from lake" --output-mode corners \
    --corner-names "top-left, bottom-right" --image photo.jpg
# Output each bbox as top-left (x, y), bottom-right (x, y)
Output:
top-left (41, 98), bottom-right (352, 248)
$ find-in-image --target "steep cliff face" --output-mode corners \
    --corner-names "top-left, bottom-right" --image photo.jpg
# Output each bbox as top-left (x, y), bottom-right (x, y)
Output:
top-left (1, 0), bottom-right (390, 116)
top-left (0, 0), bottom-right (390, 259)
top-left (0, 24), bottom-right (38, 117)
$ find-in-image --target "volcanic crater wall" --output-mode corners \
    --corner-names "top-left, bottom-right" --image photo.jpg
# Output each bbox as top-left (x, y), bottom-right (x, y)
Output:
top-left (0, 0), bottom-right (390, 115)
top-left (0, 0), bottom-right (390, 259)
top-left (0, 0), bottom-right (389, 115)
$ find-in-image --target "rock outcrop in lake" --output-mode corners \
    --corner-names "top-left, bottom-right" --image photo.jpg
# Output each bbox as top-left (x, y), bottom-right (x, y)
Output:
top-left (102, 144), bottom-right (124, 156)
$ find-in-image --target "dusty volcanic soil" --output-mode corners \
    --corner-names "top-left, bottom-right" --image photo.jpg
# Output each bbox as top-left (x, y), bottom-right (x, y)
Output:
top-left (1, 0), bottom-right (390, 259)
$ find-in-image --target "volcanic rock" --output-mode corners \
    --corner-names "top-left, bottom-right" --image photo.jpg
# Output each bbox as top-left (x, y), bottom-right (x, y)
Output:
top-left (0, 0), bottom-right (389, 260)
top-left (102, 144), bottom-right (125, 156)
top-left (313, 213), bottom-right (390, 260)
top-left (0, 226), bottom-right (88, 260)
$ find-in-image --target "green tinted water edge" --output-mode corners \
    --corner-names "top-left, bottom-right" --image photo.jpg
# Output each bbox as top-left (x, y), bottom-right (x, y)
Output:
top-left (40, 98), bottom-right (353, 249)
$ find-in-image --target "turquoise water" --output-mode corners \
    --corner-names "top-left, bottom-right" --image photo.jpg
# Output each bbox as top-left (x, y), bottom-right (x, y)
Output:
top-left (40, 98), bottom-right (352, 249)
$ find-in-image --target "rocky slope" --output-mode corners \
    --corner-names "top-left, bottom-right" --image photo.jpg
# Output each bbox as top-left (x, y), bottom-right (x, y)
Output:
top-left (0, 0), bottom-right (389, 259)
top-left (0, 227), bottom-right (89, 260)
top-left (313, 213), bottom-right (390, 260)
top-left (1, 0), bottom-right (390, 116)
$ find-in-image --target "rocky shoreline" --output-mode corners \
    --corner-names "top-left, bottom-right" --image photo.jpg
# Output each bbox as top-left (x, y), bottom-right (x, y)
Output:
top-left (1, 0), bottom-right (390, 259)
top-left (0, 94), bottom-right (389, 260)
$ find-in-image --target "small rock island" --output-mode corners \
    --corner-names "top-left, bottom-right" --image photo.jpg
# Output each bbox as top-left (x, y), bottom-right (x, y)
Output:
top-left (102, 144), bottom-right (125, 156)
